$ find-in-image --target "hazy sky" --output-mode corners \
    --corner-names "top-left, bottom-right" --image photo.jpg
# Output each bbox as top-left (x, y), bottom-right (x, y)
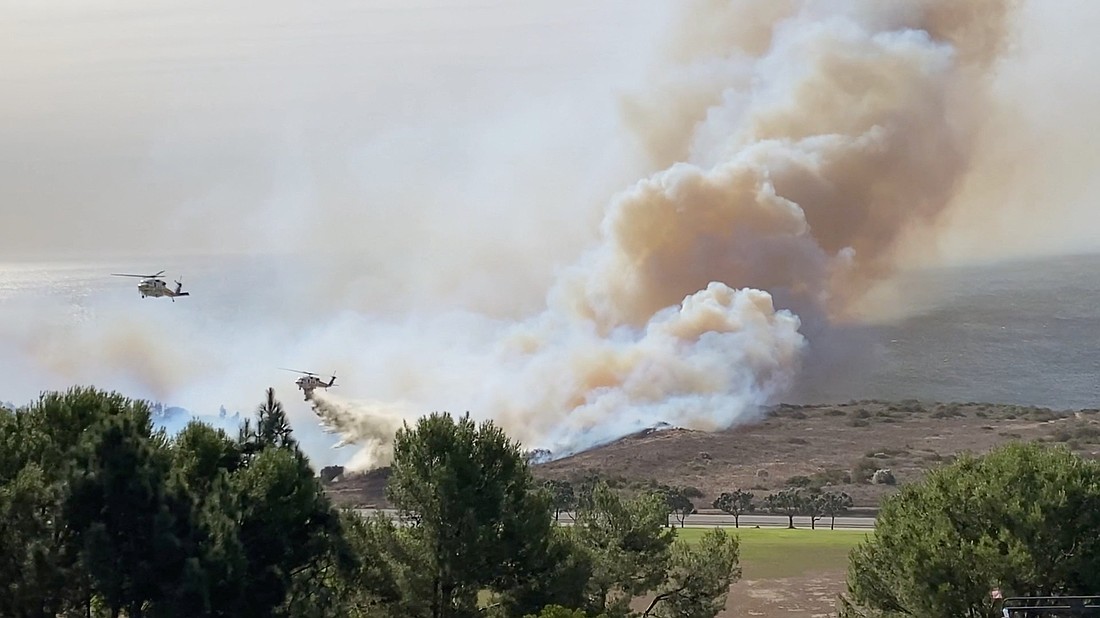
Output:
top-left (3, 0), bottom-right (1100, 266)
top-left (0, 0), bottom-right (670, 260)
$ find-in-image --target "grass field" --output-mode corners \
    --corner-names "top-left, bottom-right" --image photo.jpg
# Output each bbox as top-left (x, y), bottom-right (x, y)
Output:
top-left (477, 527), bottom-right (870, 615)
top-left (674, 527), bottom-right (871, 579)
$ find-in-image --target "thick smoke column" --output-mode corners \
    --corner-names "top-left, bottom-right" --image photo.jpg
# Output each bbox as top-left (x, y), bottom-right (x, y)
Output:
top-left (315, 0), bottom-right (1020, 469)
top-left (311, 284), bottom-right (803, 469)
top-left (488, 283), bottom-right (804, 455)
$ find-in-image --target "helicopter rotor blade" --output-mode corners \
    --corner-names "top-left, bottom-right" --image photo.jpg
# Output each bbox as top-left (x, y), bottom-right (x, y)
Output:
top-left (278, 367), bottom-right (318, 376)
top-left (111, 273), bottom-right (162, 278)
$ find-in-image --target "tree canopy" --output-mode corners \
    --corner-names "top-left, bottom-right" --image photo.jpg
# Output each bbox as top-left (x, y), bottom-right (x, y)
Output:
top-left (841, 442), bottom-right (1100, 617)
top-left (712, 490), bottom-right (754, 528)
top-left (0, 388), bottom-right (747, 617)
top-left (0, 386), bottom-right (383, 618)
top-left (385, 412), bottom-right (559, 618)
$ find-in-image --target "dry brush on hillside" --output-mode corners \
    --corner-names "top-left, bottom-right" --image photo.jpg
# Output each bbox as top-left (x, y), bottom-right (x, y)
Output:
top-left (325, 400), bottom-right (1100, 509)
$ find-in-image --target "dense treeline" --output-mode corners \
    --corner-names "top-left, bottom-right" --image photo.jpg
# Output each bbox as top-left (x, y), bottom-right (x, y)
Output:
top-left (0, 387), bottom-right (741, 618)
top-left (6, 387), bottom-right (1100, 618)
top-left (0, 387), bottom-right (366, 617)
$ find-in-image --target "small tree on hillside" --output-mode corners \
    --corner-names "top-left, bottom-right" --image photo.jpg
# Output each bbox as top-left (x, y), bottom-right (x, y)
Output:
top-left (821, 492), bottom-right (853, 530)
top-left (662, 487), bottom-right (695, 528)
top-left (544, 479), bottom-right (576, 522)
top-left (712, 490), bottom-right (754, 528)
top-left (763, 488), bottom-right (804, 529)
top-left (805, 492), bottom-right (827, 530)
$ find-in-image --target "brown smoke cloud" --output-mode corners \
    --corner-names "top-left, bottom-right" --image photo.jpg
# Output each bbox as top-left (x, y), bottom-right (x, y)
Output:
top-left (306, 0), bottom-right (1027, 469)
top-left (609, 0), bottom-right (1019, 324)
top-left (914, 0), bottom-right (1100, 268)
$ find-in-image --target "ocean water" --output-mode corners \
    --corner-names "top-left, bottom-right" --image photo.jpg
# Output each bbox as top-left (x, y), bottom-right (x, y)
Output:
top-left (1, 251), bottom-right (1098, 463)
top-left (791, 252), bottom-right (1100, 410)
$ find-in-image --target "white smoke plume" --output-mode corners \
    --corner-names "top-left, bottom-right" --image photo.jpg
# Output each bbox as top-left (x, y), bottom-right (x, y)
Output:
top-left (308, 391), bottom-right (411, 470)
top-left (305, 284), bottom-right (802, 468)
top-left (488, 284), bottom-right (805, 456)
top-left (8, 0), bottom-right (1082, 472)
top-left (305, 0), bottom-right (1021, 468)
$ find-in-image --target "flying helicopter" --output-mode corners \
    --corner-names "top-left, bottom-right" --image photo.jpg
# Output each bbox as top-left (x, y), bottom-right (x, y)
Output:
top-left (280, 368), bottom-right (337, 400)
top-left (111, 270), bottom-right (190, 301)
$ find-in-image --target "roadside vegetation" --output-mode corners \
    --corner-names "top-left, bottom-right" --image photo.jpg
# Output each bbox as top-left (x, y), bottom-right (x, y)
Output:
top-left (3, 388), bottom-right (1100, 617)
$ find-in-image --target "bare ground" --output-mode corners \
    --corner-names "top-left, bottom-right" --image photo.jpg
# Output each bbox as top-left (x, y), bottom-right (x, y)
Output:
top-left (326, 399), bottom-right (1100, 509)
top-left (614, 573), bottom-right (848, 618)
top-left (722, 573), bottom-right (848, 618)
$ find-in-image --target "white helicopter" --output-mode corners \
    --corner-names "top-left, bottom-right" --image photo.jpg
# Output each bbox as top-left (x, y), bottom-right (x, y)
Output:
top-left (280, 368), bottom-right (337, 400)
top-left (111, 270), bottom-right (190, 301)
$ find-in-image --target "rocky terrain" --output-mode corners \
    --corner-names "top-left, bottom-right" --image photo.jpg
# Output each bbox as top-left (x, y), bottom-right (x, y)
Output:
top-left (324, 399), bottom-right (1100, 509)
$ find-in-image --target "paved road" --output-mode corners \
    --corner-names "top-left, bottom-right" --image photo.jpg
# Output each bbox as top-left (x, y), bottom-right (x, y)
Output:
top-left (661, 513), bottom-right (874, 529)
top-left (352, 508), bottom-right (875, 530)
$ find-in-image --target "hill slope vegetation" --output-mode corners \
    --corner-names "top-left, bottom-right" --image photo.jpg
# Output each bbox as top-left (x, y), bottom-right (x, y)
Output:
top-left (326, 400), bottom-right (1100, 508)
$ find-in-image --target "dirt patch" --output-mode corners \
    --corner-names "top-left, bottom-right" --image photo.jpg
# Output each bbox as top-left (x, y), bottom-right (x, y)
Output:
top-left (631, 572), bottom-right (848, 618)
top-left (721, 573), bottom-right (847, 618)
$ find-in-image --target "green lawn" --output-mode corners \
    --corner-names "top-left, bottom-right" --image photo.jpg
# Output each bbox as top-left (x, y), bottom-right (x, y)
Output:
top-left (477, 527), bottom-right (870, 607)
top-left (674, 527), bottom-right (871, 579)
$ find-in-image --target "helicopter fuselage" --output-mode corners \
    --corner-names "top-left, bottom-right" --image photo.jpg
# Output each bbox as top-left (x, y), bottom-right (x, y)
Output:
top-left (294, 374), bottom-right (337, 400)
top-left (136, 278), bottom-right (189, 300)
top-left (113, 271), bottom-right (189, 301)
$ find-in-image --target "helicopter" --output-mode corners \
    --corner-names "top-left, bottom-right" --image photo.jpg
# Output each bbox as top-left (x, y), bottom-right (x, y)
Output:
top-left (280, 368), bottom-right (337, 400)
top-left (111, 270), bottom-right (190, 301)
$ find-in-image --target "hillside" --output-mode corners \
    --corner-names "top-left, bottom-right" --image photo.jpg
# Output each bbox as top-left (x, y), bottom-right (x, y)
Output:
top-left (324, 399), bottom-right (1100, 509)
